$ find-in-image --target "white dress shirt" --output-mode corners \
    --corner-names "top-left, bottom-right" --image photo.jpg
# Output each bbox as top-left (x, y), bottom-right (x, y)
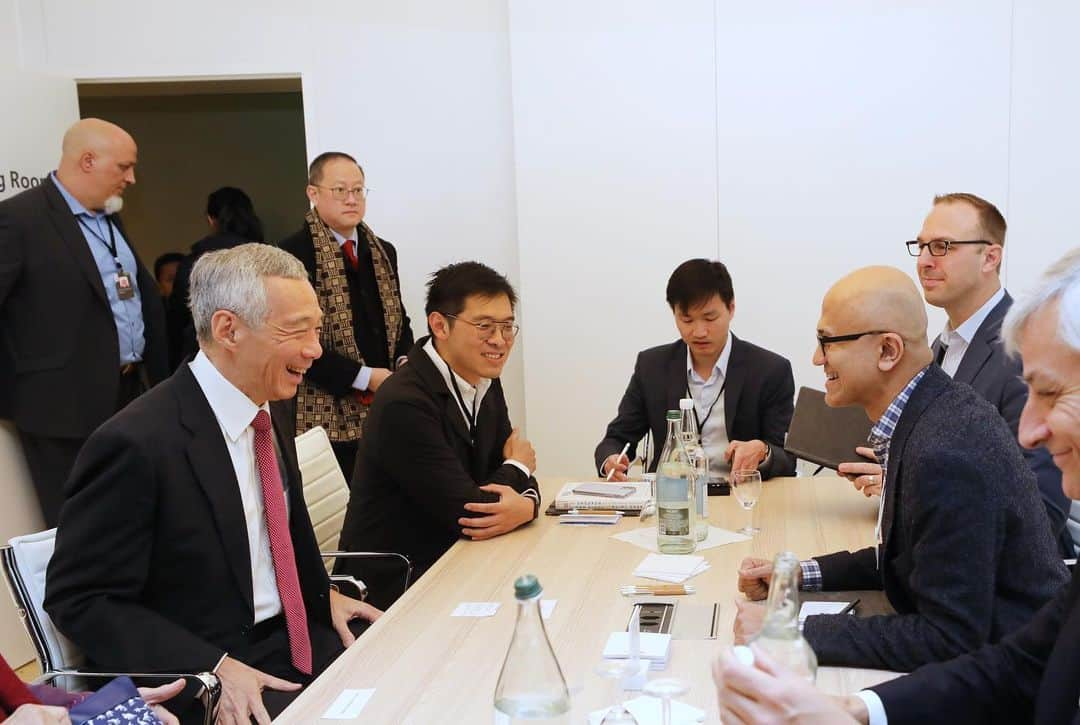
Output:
top-left (422, 339), bottom-right (534, 486)
top-left (938, 287), bottom-right (1005, 377)
top-left (189, 351), bottom-right (283, 623)
top-left (686, 334), bottom-right (732, 477)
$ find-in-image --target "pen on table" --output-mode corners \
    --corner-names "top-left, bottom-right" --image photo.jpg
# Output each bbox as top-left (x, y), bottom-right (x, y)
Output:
top-left (607, 442), bottom-right (631, 481)
top-left (839, 598), bottom-right (860, 615)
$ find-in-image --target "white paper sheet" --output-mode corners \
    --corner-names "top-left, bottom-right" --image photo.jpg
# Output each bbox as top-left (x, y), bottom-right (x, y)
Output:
top-left (451, 602), bottom-right (500, 617)
top-left (321, 688), bottom-right (375, 719)
top-left (613, 525), bottom-right (750, 553)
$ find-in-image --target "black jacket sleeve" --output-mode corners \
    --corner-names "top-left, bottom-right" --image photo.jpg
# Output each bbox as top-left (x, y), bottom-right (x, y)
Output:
top-left (594, 353), bottom-right (651, 475)
top-left (756, 356), bottom-right (797, 479)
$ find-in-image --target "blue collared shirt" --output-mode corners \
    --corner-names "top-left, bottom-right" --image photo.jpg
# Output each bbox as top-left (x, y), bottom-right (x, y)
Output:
top-left (51, 173), bottom-right (145, 365)
top-left (800, 366), bottom-right (929, 591)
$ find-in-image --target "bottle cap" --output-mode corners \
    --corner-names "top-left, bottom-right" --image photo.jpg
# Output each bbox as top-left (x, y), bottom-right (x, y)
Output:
top-left (679, 398), bottom-right (694, 410)
top-left (666, 410), bottom-right (681, 420)
top-left (514, 574), bottom-right (542, 600)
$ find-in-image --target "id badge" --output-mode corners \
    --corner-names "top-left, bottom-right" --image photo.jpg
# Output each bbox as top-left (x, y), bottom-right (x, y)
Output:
top-left (115, 270), bottom-right (135, 300)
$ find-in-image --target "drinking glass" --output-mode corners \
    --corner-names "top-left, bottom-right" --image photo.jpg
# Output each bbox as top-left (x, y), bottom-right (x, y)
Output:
top-left (594, 660), bottom-right (639, 723)
top-left (731, 469), bottom-right (762, 535)
top-left (642, 677), bottom-right (689, 725)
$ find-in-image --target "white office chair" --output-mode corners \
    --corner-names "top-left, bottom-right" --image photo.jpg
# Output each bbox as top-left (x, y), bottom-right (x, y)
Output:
top-left (0, 529), bottom-right (220, 725)
top-left (295, 426), bottom-right (412, 600)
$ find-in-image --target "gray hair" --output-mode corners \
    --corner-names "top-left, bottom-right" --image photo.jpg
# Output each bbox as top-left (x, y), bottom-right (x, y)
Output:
top-left (1003, 248), bottom-right (1080, 355)
top-left (189, 243), bottom-right (308, 342)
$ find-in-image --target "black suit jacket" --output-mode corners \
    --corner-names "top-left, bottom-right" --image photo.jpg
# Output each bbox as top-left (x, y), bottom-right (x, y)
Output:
top-left (803, 365), bottom-right (1068, 671)
top-left (44, 364), bottom-right (332, 672)
top-left (337, 337), bottom-right (539, 582)
top-left (932, 292), bottom-right (1072, 554)
top-left (0, 176), bottom-right (167, 437)
top-left (279, 226), bottom-right (413, 397)
top-left (594, 336), bottom-right (796, 479)
top-left (872, 564), bottom-right (1080, 724)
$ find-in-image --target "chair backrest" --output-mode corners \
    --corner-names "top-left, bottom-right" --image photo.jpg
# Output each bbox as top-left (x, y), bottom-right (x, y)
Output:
top-left (295, 426), bottom-right (350, 573)
top-left (1, 529), bottom-right (85, 674)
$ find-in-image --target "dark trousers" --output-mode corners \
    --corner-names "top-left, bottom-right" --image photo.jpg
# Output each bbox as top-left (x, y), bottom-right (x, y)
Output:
top-left (177, 617), bottom-right (369, 724)
top-left (16, 432), bottom-right (83, 528)
top-left (331, 439), bottom-right (359, 482)
top-left (18, 365), bottom-right (149, 527)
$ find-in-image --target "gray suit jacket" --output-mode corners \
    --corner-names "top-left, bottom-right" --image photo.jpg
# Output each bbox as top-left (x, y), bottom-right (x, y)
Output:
top-left (932, 292), bottom-right (1072, 555)
top-left (803, 365), bottom-right (1069, 672)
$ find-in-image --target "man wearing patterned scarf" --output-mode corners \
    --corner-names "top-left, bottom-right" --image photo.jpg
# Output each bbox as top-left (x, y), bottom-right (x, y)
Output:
top-left (281, 152), bottom-right (413, 478)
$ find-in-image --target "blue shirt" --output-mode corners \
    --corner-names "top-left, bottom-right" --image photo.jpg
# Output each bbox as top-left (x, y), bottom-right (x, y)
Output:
top-left (51, 173), bottom-right (145, 365)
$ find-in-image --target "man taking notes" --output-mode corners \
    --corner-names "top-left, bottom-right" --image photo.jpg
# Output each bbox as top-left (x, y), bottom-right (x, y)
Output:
top-left (733, 266), bottom-right (1066, 672)
top-left (337, 262), bottom-right (539, 599)
top-left (595, 259), bottom-right (796, 481)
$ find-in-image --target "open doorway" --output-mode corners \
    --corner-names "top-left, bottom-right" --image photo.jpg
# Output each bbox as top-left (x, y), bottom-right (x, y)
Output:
top-left (77, 76), bottom-right (308, 271)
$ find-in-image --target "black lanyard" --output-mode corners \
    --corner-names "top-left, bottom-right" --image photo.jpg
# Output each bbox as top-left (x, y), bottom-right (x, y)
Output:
top-left (449, 372), bottom-right (478, 446)
top-left (78, 214), bottom-right (123, 272)
top-left (685, 374), bottom-right (726, 435)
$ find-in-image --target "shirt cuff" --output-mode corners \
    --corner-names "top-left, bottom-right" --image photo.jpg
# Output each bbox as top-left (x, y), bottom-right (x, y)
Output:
top-left (506, 459), bottom-right (532, 477)
top-left (799, 559), bottom-right (823, 591)
top-left (212, 652), bottom-right (229, 674)
top-left (395, 355), bottom-right (409, 369)
top-left (855, 690), bottom-right (888, 725)
top-left (351, 366), bottom-right (373, 391)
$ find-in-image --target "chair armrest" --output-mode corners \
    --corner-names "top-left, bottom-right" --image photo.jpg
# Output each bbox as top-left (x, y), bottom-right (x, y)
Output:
top-left (37, 670), bottom-right (220, 725)
top-left (323, 551), bottom-right (413, 588)
top-left (329, 574), bottom-right (368, 601)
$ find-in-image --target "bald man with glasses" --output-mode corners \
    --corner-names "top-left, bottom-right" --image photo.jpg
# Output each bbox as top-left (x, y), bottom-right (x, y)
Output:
top-left (839, 193), bottom-right (1075, 558)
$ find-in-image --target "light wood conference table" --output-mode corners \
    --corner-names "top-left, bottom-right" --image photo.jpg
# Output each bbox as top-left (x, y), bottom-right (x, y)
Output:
top-left (278, 476), bottom-right (901, 723)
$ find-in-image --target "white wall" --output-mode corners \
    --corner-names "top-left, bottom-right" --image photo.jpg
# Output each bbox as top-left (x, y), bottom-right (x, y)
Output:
top-left (7, 0), bottom-right (1080, 480)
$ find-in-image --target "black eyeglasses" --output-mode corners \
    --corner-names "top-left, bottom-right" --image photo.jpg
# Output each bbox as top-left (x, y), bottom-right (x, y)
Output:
top-left (817, 330), bottom-right (887, 355)
top-left (905, 239), bottom-right (992, 257)
top-left (443, 313), bottom-right (519, 341)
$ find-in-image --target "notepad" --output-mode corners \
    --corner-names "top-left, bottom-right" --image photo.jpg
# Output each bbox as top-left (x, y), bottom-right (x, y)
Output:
top-left (602, 631), bottom-right (672, 671)
top-left (798, 601), bottom-right (854, 624)
top-left (633, 553), bottom-right (709, 583)
top-left (554, 481), bottom-right (652, 511)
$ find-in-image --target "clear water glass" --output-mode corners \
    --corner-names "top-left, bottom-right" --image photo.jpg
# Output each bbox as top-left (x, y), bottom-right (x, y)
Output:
top-left (642, 677), bottom-right (689, 725)
top-left (732, 469), bottom-right (762, 535)
top-left (594, 660), bottom-right (639, 723)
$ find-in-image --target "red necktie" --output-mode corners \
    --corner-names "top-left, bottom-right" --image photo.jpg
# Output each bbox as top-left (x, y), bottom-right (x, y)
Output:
top-left (342, 239), bottom-right (359, 271)
top-left (251, 410), bottom-right (313, 675)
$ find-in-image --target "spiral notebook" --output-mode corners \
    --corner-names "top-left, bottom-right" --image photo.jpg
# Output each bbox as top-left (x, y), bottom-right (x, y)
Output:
top-left (547, 481), bottom-right (652, 514)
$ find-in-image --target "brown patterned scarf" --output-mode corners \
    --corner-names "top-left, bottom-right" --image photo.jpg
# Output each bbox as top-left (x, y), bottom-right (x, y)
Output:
top-left (295, 208), bottom-right (405, 441)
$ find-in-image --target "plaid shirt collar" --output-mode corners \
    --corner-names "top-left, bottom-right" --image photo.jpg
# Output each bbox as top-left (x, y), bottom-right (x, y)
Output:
top-left (867, 366), bottom-right (929, 468)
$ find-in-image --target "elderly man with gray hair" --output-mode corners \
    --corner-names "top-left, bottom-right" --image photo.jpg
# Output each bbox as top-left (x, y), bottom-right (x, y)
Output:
top-left (45, 243), bottom-right (380, 725)
top-left (713, 248), bottom-right (1080, 725)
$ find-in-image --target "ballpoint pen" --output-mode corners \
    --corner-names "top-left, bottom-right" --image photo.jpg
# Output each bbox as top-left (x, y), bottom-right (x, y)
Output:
top-left (607, 442), bottom-right (631, 481)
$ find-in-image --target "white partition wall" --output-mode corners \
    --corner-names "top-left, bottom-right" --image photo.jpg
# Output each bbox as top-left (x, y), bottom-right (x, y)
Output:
top-left (4, 0), bottom-right (1079, 477)
top-left (509, 0), bottom-right (720, 477)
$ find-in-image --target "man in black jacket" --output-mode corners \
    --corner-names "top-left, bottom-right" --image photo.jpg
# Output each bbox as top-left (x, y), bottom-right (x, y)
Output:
top-left (733, 265), bottom-right (1066, 673)
top-left (337, 262), bottom-right (539, 599)
top-left (595, 259), bottom-right (796, 481)
top-left (0, 118), bottom-right (167, 526)
top-left (280, 152), bottom-right (413, 479)
top-left (714, 250), bottom-right (1080, 725)
top-left (45, 244), bottom-right (379, 724)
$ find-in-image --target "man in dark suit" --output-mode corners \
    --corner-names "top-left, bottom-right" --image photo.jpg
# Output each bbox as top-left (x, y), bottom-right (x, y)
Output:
top-left (595, 259), bottom-right (796, 481)
top-left (0, 118), bottom-right (167, 526)
top-left (842, 193), bottom-right (1073, 556)
top-left (734, 266), bottom-right (1067, 672)
top-left (714, 250), bottom-right (1080, 725)
top-left (280, 152), bottom-right (413, 480)
top-left (45, 244), bottom-right (379, 724)
top-left (337, 262), bottom-right (539, 599)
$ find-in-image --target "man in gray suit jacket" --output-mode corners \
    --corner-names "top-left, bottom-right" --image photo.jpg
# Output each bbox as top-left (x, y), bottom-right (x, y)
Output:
top-left (842, 193), bottom-right (1074, 556)
top-left (734, 266), bottom-right (1067, 672)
